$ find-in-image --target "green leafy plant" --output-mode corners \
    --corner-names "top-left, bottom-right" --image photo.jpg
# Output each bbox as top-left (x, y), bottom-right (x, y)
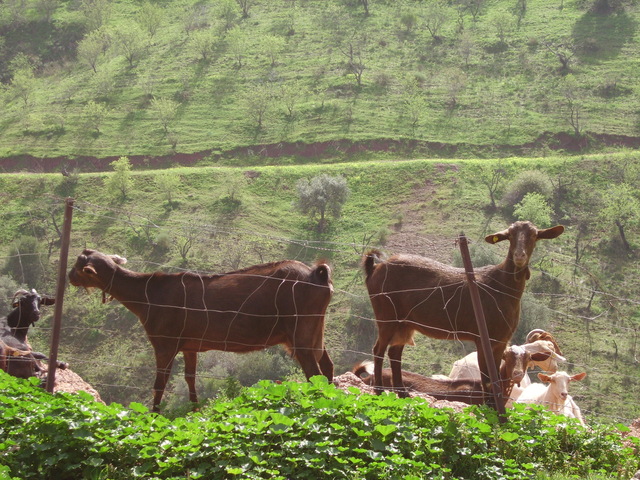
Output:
top-left (0, 372), bottom-right (637, 480)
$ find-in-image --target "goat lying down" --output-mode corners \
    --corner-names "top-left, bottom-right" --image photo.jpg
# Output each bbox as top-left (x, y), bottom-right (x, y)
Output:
top-left (69, 249), bottom-right (334, 411)
top-left (352, 360), bottom-right (485, 405)
top-left (516, 371), bottom-right (587, 426)
top-left (449, 338), bottom-right (567, 406)
top-left (363, 221), bottom-right (564, 400)
top-left (353, 338), bottom-right (536, 405)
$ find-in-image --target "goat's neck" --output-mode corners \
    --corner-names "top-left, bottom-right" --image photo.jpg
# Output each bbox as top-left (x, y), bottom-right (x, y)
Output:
top-left (542, 388), bottom-right (565, 413)
top-left (491, 257), bottom-right (529, 293)
top-left (6, 311), bottom-right (29, 343)
top-left (100, 268), bottom-right (152, 303)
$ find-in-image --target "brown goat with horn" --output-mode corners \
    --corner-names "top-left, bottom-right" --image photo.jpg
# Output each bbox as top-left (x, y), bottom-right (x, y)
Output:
top-left (362, 221), bottom-right (564, 402)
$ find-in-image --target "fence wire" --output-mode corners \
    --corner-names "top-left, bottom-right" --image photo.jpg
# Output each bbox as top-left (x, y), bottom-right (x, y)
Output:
top-left (0, 195), bottom-right (638, 425)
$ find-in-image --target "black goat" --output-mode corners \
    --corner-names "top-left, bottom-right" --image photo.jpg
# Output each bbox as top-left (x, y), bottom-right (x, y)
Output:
top-left (0, 289), bottom-right (67, 379)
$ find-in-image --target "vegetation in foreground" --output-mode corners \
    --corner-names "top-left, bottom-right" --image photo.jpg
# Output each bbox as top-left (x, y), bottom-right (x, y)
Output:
top-left (0, 372), bottom-right (637, 480)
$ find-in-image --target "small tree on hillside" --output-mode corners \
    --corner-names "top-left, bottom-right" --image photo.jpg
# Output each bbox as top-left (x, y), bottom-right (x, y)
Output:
top-left (155, 172), bottom-right (181, 206)
top-left (295, 174), bottom-right (350, 232)
top-left (150, 97), bottom-right (179, 133)
top-left (236, 0), bottom-right (254, 18)
top-left (82, 100), bottom-right (109, 134)
top-left (600, 183), bottom-right (640, 253)
top-left (80, 0), bottom-right (112, 31)
top-left (467, 162), bottom-right (506, 211)
top-left (78, 30), bottom-right (108, 73)
top-left (115, 21), bottom-right (148, 67)
top-left (137, 1), bottom-right (164, 38)
top-left (107, 156), bottom-right (133, 202)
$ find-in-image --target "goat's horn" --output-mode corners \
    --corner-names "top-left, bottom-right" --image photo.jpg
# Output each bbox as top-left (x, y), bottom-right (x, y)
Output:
top-left (526, 329), bottom-right (547, 342)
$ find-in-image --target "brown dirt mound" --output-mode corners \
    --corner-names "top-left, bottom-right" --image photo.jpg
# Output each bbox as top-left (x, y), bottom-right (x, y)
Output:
top-left (333, 371), bottom-right (469, 413)
top-left (38, 366), bottom-right (104, 404)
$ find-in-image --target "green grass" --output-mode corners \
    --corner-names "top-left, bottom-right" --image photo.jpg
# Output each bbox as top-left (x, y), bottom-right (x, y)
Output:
top-left (1, 0), bottom-right (640, 160)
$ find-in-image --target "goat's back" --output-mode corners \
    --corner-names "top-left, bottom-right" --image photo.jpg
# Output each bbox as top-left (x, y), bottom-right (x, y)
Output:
top-left (114, 259), bottom-right (334, 354)
top-left (362, 251), bottom-right (518, 343)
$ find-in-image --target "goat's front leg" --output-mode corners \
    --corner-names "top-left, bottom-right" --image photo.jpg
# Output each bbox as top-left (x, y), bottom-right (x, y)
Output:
top-left (388, 344), bottom-right (408, 398)
top-left (372, 338), bottom-right (388, 394)
top-left (152, 351), bottom-right (176, 412)
top-left (183, 351), bottom-right (198, 405)
top-left (294, 346), bottom-right (323, 380)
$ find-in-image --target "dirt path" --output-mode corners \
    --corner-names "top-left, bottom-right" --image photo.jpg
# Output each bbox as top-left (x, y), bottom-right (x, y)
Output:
top-left (2, 132), bottom-right (640, 174)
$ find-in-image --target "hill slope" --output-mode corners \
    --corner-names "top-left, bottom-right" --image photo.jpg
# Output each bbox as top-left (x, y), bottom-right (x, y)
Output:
top-left (1, 0), bottom-right (640, 159)
top-left (1, 153), bottom-right (640, 425)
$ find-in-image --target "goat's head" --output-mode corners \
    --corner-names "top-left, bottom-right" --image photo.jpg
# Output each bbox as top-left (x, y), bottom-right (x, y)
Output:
top-left (9, 289), bottom-right (55, 329)
top-left (485, 221), bottom-right (564, 273)
top-left (538, 371), bottom-right (586, 401)
top-left (526, 329), bottom-right (563, 356)
top-left (68, 249), bottom-right (128, 292)
top-left (524, 339), bottom-right (566, 373)
top-left (502, 345), bottom-right (531, 386)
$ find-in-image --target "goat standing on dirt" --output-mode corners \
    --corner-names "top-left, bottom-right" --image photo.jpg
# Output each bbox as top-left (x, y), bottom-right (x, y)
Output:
top-left (362, 221), bottom-right (564, 401)
top-left (69, 249), bottom-right (334, 411)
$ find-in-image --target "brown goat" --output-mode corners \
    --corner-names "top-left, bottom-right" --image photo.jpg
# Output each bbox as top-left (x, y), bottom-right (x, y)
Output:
top-left (352, 360), bottom-right (485, 404)
top-left (69, 249), bottom-right (334, 411)
top-left (362, 221), bottom-right (564, 401)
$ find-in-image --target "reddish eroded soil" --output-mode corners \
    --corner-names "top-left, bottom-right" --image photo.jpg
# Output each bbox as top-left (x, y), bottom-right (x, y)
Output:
top-left (3, 132), bottom-right (640, 174)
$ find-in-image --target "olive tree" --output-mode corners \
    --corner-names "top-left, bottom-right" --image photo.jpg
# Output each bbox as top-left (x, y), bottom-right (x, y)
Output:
top-left (295, 174), bottom-right (350, 232)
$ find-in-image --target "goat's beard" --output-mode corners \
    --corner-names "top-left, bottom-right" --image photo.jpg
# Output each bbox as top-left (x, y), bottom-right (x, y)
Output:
top-left (81, 287), bottom-right (115, 304)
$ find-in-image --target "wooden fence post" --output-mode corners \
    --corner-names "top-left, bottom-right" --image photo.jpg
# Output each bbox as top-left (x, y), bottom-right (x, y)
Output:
top-left (458, 232), bottom-right (507, 422)
top-left (46, 198), bottom-right (74, 393)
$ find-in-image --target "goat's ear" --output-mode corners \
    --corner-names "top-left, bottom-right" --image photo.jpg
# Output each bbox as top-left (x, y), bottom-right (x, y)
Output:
top-left (82, 265), bottom-right (98, 275)
top-left (41, 296), bottom-right (56, 306)
top-left (530, 352), bottom-right (551, 362)
top-left (485, 230), bottom-right (509, 244)
top-left (537, 225), bottom-right (564, 240)
top-left (110, 255), bottom-right (127, 265)
top-left (571, 372), bottom-right (587, 382)
top-left (538, 373), bottom-right (552, 383)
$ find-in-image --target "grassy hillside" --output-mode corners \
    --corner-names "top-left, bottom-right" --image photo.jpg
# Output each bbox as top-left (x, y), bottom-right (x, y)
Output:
top-left (1, 0), bottom-right (640, 161)
top-left (2, 152), bottom-right (640, 426)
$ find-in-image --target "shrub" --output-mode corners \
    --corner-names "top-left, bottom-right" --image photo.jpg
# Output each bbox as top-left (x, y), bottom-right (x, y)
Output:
top-left (513, 192), bottom-right (554, 227)
top-left (501, 169), bottom-right (553, 209)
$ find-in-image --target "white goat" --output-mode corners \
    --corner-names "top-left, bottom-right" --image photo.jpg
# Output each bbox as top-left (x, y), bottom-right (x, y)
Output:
top-left (449, 340), bottom-right (566, 405)
top-left (516, 371), bottom-right (587, 425)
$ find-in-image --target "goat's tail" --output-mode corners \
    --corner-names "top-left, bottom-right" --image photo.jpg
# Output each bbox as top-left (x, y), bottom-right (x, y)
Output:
top-left (352, 360), bottom-right (374, 379)
top-left (362, 249), bottom-right (383, 280)
top-left (312, 263), bottom-right (332, 285)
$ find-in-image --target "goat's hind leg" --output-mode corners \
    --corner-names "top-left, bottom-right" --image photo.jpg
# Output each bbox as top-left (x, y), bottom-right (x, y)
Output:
top-left (372, 337), bottom-right (389, 395)
top-left (152, 350), bottom-right (176, 412)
